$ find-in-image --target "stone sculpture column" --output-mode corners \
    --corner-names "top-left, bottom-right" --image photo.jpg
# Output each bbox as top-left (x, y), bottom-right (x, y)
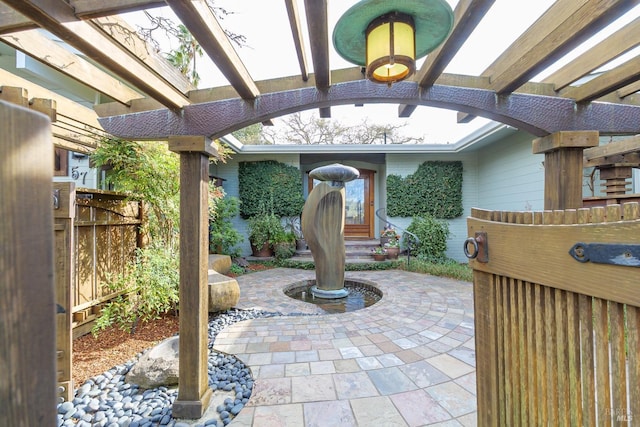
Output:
top-left (301, 164), bottom-right (359, 298)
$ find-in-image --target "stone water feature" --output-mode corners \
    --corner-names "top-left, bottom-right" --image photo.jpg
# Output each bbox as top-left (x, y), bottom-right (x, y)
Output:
top-left (301, 163), bottom-right (359, 299)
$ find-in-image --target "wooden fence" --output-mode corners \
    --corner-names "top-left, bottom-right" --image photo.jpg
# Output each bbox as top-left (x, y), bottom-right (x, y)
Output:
top-left (467, 204), bottom-right (639, 426)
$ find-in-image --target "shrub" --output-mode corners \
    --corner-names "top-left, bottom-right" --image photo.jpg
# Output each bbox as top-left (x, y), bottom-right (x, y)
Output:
top-left (247, 210), bottom-right (284, 249)
top-left (209, 185), bottom-right (242, 257)
top-left (92, 244), bottom-right (179, 334)
top-left (386, 161), bottom-right (463, 219)
top-left (238, 160), bottom-right (304, 218)
top-left (405, 214), bottom-right (450, 262)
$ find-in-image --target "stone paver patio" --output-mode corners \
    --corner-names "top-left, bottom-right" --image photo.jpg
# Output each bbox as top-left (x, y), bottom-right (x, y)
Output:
top-left (212, 268), bottom-right (477, 426)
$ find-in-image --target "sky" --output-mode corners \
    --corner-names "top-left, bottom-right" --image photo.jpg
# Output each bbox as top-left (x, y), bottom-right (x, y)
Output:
top-left (127, 1), bottom-right (640, 145)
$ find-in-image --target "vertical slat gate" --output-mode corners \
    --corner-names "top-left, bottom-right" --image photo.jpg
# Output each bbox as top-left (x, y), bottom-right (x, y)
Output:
top-left (469, 203), bottom-right (639, 426)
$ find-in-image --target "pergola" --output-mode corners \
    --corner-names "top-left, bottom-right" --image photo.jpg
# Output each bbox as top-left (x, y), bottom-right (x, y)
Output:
top-left (2, 0), bottom-right (640, 423)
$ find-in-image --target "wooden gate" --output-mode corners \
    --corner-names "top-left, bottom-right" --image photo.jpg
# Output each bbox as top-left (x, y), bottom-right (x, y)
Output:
top-left (467, 204), bottom-right (639, 426)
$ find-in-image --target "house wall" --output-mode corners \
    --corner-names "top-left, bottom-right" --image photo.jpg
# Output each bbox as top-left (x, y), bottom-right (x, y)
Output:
top-left (209, 153), bottom-right (301, 257)
top-left (476, 131), bottom-right (545, 211)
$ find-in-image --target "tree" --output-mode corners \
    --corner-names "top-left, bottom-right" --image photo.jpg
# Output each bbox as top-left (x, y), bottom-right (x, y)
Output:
top-left (260, 112), bottom-right (422, 145)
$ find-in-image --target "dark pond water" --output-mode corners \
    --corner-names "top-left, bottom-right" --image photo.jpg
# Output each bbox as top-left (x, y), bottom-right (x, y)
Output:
top-left (284, 280), bottom-right (382, 314)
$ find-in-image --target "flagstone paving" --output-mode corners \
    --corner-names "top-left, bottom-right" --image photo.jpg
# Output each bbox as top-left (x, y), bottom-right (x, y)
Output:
top-left (210, 268), bottom-right (477, 426)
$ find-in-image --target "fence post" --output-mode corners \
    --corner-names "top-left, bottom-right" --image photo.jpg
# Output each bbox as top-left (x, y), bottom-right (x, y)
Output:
top-left (53, 182), bottom-right (75, 402)
top-left (532, 131), bottom-right (599, 210)
top-left (169, 136), bottom-right (219, 419)
top-left (0, 101), bottom-right (57, 425)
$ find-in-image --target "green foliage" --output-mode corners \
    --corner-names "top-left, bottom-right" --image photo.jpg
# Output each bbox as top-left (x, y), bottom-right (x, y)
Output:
top-left (275, 258), bottom-right (402, 271)
top-left (209, 185), bottom-right (242, 257)
top-left (92, 245), bottom-right (179, 334)
top-left (399, 259), bottom-right (473, 282)
top-left (238, 161), bottom-right (304, 218)
top-left (91, 138), bottom-right (180, 249)
top-left (387, 161), bottom-right (463, 219)
top-left (405, 214), bottom-right (451, 263)
top-left (247, 206), bottom-right (285, 249)
top-left (229, 264), bottom-right (246, 275)
top-left (273, 231), bottom-right (296, 260)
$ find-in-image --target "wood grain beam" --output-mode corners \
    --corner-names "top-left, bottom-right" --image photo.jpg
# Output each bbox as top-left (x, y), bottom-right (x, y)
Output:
top-left (562, 55), bottom-right (640, 102)
top-left (0, 67), bottom-right (101, 128)
top-left (285, 0), bottom-right (309, 81)
top-left (91, 15), bottom-right (195, 95)
top-left (304, 0), bottom-right (330, 90)
top-left (0, 29), bottom-right (143, 105)
top-left (399, 0), bottom-right (495, 118)
top-left (584, 134), bottom-right (640, 161)
top-left (1, 0), bottom-right (190, 110)
top-left (457, 0), bottom-right (637, 123)
top-left (487, 0), bottom-right (635, 94)
top-left (0, 3), bottom-right (34, 33)
top-left (166, 0), bottom-right (259, 99)
top-left (69, 0), bottom-right (165, 18)
top-left (616, 80), bottom-right (640, 99)
top-left (543, 16), bottom-right (640, 91)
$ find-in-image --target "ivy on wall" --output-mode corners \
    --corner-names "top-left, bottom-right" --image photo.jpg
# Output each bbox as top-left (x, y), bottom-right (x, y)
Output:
top-left (239, 160), bottom-right (305, 218)
top-left (386, 161), bottom-right (463, 219)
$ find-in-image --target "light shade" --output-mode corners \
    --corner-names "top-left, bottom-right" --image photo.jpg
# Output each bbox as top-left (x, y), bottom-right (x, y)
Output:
top-left (366, 13), bottom-right (415, 84)
top-left (333, 0), bottom-right (454, 85)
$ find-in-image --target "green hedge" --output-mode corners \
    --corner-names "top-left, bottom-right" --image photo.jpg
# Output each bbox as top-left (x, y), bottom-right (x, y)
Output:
top-left (239, 160), bottom-right (305, 218)
top-left (386, 161), bottom-right (463, 219)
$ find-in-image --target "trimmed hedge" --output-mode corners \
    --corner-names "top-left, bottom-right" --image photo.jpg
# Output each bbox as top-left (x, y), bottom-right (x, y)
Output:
top-left (239, 160), bottom-right (305, 218)
top-left (386, 161), bottom-right (463, 219)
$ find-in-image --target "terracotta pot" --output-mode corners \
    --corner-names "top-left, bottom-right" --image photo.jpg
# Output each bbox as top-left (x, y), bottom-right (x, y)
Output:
top-left (372, 253), bottom-right (386, 261)
top-left (251, 242), bottom-right (273, 257)
top-left (386, 247), bottom-right (400, 260)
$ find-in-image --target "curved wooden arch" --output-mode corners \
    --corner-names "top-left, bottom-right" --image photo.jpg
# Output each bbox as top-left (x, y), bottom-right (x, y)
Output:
top-left (99, 80), bottom-right (640, 140)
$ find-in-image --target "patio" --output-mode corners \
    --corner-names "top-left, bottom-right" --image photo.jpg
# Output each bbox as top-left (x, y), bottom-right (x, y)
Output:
top-left (210, 268), bottom-right (476, 426)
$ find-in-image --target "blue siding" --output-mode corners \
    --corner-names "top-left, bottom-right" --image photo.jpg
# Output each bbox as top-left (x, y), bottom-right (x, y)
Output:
top-left (477, 131), bottom-right (544, 211)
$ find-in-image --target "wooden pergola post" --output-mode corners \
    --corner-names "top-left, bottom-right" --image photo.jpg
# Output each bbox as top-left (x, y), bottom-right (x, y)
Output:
top-left (532, 131), bottom-right (599, 210)
top-left (0, 101), bottom-right (56, 426)
top-left (168, 136), bottom-right (217, 419)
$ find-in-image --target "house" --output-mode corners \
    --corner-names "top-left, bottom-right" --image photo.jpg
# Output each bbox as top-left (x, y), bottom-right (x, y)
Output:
top-left (214, 126), bottom-right (640, 262)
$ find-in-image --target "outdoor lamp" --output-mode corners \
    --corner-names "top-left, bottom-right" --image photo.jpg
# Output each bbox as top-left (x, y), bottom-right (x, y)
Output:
top-left (333, 0), bottom-right (454, 86)
top-left (366, 12), bottom-right (415, 84)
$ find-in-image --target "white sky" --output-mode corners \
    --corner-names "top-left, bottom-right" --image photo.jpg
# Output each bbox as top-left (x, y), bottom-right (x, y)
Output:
top-left (127, 1), bottom-right (640, 144)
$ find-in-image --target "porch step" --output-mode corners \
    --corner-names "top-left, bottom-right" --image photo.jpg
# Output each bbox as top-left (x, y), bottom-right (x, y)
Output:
top-left (293, 239), bottom-right (387, 261)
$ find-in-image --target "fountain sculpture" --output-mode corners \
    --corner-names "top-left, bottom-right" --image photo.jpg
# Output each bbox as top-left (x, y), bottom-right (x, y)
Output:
top-left (301, 163), bottom-right (359, 299)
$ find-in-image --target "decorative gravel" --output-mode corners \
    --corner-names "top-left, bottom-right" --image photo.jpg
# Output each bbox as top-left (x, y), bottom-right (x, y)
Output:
top-left (57, 308), bottom-right (285, 427)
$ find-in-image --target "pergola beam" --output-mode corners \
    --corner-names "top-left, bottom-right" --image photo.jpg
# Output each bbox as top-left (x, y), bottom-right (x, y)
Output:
top-left (69, 0), bottom-right (165, 18)
top-left (165, 0), bottom-right (260, 100)
top-left (563, 55), bottom-right (640, 102)
top-left (399, 0), bottom-right (495, 118)
top-left (284, 0), bottom-right (309, 81)
top-left (1, 0), bottom-right (190, 110)
top-left (0, 29), bottom-right (143, 105)
top-left (543, 16), bottom-right (640, 91)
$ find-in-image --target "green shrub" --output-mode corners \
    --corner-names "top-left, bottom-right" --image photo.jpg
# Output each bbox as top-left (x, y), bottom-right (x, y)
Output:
top-left (209, 185), bottom-right (242, 257)
top-left (92, 244), bottom-right (179, 334)
top-left (405, 214), bottom-right (450, 262)
top-left (239, 160), bottom-right (304, 218)
top-left (387, 161), bottom-right (463, 219)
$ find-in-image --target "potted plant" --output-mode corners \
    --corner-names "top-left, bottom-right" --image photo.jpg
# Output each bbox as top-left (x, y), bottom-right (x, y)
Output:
top-left (285, 216), bottom-right (306, 250)
top-left (384, 237), bottom-right (400, 260)
top-left (247, 213), bottom-right (283, 257)
top-left (380, 226), bottom-right (400, 246)
top-left (371, 246), bottom-right (387, 261)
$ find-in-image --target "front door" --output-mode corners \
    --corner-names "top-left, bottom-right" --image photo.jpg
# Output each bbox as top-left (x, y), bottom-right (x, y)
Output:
top-left (308, 168), bottom-right (375, 239)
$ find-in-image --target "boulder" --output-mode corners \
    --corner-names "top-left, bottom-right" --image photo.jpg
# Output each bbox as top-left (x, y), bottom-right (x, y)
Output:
top-left (125, 336), bottom-right (179, 389)
top-left (209, 271), bottom-right (240, 313)
top-left (208, 254), bottom-right (231, 274)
